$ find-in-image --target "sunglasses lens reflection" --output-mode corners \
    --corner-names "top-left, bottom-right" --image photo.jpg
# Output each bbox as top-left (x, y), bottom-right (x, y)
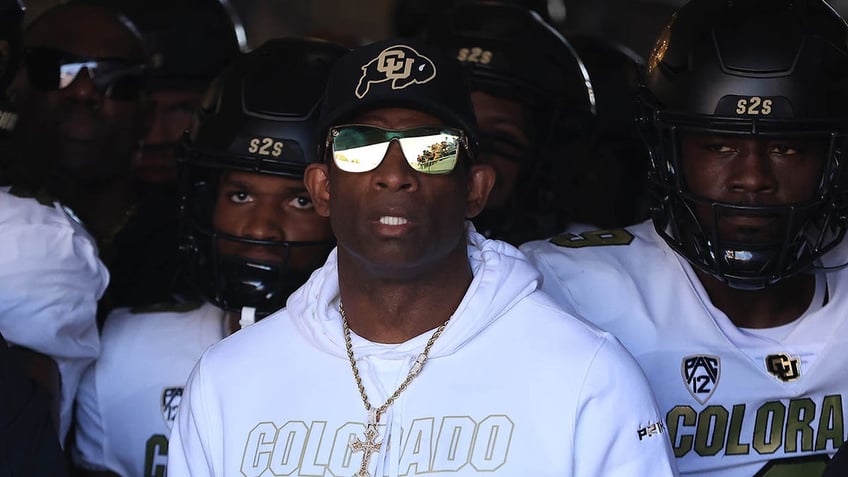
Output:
top-left (331, 125), bottom-right (462, 175)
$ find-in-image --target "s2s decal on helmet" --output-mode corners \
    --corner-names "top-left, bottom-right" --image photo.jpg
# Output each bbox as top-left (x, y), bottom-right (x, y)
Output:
top-left (247, 137), bottom-right (284, 157)
top-left (355, 45), bottom-right (436, 99)
top-left (456, 47), bottom-right (493, 65)
top-left (735, 96), bottom-right (773, 116)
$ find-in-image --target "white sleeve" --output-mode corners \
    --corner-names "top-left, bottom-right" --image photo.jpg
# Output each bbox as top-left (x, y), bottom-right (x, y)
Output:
top-left (0, 193), bottom-right (109, 442)
top-left (519, 243), bottom-right (580, 312)
top-left (72, 361), bottom-right (110, 471)
top-left (573, 335), bottom-right (680, 477)
top-left (167, 353), bottom-right (221, 477)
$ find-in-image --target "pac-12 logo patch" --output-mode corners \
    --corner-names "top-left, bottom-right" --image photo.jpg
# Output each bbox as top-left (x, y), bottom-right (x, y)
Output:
top-left (682, 355), bottom-right (720, 404)
top-left (161, 386), bottom-right (183, 429)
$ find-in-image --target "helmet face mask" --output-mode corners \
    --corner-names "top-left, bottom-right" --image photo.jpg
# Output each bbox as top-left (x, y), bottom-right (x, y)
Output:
top-left (645, 121), bottom-right (846, 289)
top-left (178, 38), bottom-right (345, 317)
top-left (640, 0), bottom-right (848, 289)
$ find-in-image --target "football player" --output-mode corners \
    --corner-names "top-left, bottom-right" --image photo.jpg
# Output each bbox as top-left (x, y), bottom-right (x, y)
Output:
top-left (111, 0), bottom-right (246, 186)
top-left (521, 0), bottom-right (848, 475)
top-left (422, 0), bottom-right (596, 244)
top-left (71, 37), bottom-right (344, 477)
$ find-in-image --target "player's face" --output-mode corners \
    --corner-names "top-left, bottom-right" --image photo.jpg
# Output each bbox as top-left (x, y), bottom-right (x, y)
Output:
top-left (680, 134), bottom-right (826, 242)
top-left (135, 89), bottom-right (205, 185)
top-left (213, 171), bottom-right (333, 271)
top-left (12, 5), bottom-right (149, 185)
top-left (306, 107), bottom-right (494, 276)
top-left (470, 91), bottom-right (530, 208)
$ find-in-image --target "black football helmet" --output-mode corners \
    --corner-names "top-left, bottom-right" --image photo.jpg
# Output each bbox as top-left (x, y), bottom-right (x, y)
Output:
top-left (425, 1), bottom-right (594, 154)
top-left (565, 34), bottom-right (650, 228)
top-left (640, 0), bottom-right (848, 289)
top-left (422, 1), bottom-right (595, 242)
top-left (75, 0), bottom-right (246, 90)
top-left (178, 37), bottom-right (346, 317)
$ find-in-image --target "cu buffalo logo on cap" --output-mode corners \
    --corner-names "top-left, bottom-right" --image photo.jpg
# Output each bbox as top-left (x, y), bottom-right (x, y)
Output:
top-left (355, 45), bottom-right (437, 99)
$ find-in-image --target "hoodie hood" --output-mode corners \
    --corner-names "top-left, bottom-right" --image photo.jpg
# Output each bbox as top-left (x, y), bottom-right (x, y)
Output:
top-left (286, 222), bottom-right (541, 359)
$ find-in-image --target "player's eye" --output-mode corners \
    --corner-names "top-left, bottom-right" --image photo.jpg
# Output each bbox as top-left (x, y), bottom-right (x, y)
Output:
top-left (227, 191), bottom-right (252, 204)
top-left (288, 195), bottom-right (314, 210)
top-left (769, 144), bottom-right (799, 156)
top-left (705, 144), bottom-right (735, 154)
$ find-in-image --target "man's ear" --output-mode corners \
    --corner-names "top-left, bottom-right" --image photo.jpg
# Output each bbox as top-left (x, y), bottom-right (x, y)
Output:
top-left (304, 163), bottom-right (331, 217)
top-left (465, 163), bottom-right (496, 218)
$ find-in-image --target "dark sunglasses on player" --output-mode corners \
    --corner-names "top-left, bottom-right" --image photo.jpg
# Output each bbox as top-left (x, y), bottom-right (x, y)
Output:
top-left (23, 46), bottom-right (149, 100)
top-left (327, 124), bottom-right (470, 174)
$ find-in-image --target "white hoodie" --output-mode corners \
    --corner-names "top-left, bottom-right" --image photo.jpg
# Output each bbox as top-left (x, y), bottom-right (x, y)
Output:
top-left (168, 226), bottom-right (678, 476)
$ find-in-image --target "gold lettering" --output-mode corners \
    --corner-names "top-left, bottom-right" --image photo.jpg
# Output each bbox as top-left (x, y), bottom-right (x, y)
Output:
top-left (258, 137), bottom-right (272, 155)
top-left (785, 398), bottom-right (815, 453)
top-left (247, 137), bottom-right (284, 156)
top-left (726, 404), bottom-right (750, 455)
top-left (240, 422), bottom-right (277, 477)
top-left (667, 406), bottom-right (696, 458)
top-left (143, 434), bottom-right (168, 477)
top-left (736, 96), bottom-right (774, 116)
top-left (376, 49), bottom-right (413, 80)
top-left (762, 99), bottom-right (773, 115)
top-left (816, 395), bottom-right (844, 451)
top-left (695, 406), bottom-right (727, 457)
top-left (457, 47), bottom-right (492, 65)
top-left (753, 401), bottom-right (785, 455)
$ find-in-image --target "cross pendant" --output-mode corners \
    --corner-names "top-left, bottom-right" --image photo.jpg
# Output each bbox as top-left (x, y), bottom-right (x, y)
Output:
top-left (349, 423), bottom-right (382, 477)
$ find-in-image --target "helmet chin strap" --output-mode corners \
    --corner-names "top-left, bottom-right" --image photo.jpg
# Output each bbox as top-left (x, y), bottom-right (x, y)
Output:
top-left (239, 306), bottom-right (256, 329)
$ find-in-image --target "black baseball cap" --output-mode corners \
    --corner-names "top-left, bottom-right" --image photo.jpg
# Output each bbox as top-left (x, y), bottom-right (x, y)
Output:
top-left (318, 37), bottom-right (479, 148)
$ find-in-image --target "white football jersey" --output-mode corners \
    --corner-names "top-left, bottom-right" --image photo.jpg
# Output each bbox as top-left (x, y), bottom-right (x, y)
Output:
top-left (521, 220), bottom-right (848, 477)
top-left (0, 189), bottom-right (108, 442)
top-left (73, 302), bottom-right (226, 476)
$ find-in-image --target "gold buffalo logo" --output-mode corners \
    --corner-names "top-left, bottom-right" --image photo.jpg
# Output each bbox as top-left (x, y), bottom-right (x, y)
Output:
top-left (355, 45), bottom-right (437, 99)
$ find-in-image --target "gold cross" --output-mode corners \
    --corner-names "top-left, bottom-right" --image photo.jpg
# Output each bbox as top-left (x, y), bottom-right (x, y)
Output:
top-left (349, 423), bottom-right (382, 477)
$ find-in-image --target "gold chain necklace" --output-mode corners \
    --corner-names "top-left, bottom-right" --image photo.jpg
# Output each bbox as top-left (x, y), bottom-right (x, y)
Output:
top-left (340, 302), bottom-right (450, 477)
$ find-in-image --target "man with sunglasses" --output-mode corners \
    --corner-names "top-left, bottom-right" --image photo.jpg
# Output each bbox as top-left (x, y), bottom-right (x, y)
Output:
top-left (168, 38), bottom-right (677, 477)
top-left (5, 3), bottom-right (190, 321)
top-left (111, 0), bottom-right (246, 187)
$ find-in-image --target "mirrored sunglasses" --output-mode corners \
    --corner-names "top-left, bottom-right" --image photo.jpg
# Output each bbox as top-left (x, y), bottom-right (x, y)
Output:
top-left (328, 124), bottom-right (469, 174)
top-left (23, 46), bottom-right (149, 100)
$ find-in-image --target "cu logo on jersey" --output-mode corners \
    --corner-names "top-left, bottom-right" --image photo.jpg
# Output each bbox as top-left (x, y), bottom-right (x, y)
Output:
top-left (161, 386), bottom-right (183, 429)
top-left (765, 353), bottom-right (801, 382)
top-left (355, 45), bottom-right (436, 99)
top-left (682, 355), bottom-right (720, 404)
